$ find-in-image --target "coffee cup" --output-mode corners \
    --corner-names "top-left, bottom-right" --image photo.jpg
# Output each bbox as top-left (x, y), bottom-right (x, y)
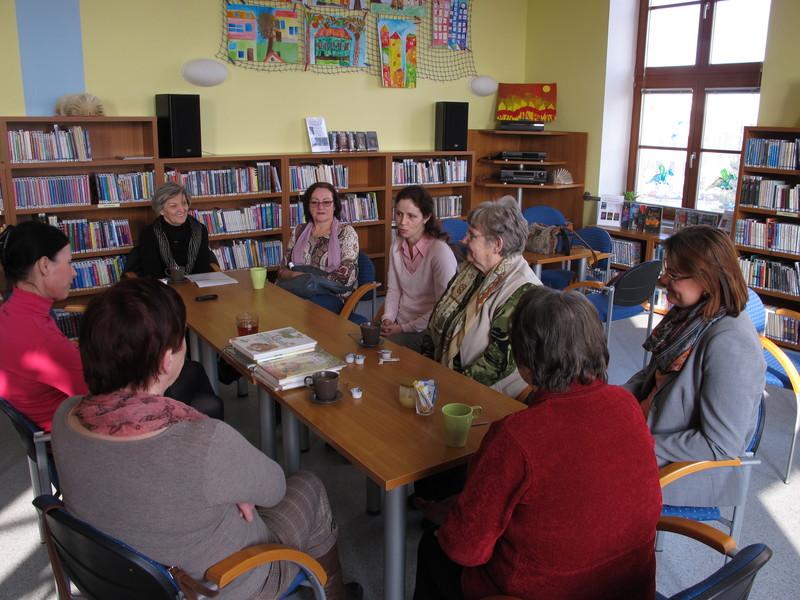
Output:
top-left (441, 403), bottom-right (483, 447)
top-left (360, 321), bottom-right (380, 347)
top-left (379, 348), bottom-right (392, 360)
top-left (165, 265), bottom-right (186, 283)
top-left (304, 370), bottom-right (340, 402)
top-left (250, 266), bottom-right (267, 290)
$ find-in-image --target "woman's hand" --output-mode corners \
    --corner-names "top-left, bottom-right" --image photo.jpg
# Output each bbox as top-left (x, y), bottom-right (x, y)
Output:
top-left (277, 267), bottom-right (303, 280)
top-left (381, 320), bottom-right (402, 336)
top-left (237, 502), bottom-right (255, 522)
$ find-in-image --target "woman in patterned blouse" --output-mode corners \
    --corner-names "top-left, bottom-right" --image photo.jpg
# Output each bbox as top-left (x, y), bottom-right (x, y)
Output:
top-left (277, 182), bottom-right (359, 314)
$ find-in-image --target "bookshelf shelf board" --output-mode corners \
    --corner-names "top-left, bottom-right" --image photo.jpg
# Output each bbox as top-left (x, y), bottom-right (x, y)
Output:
top-left (346, 219), bottom-right (385, 228)
top-left (600, 226), bottom-right (668, 242)
top-left (479, 181), bottom-right (584, 190)
top-left (8, 158), bottom-right (155, 169)
top-left (209, 229), bottom-right (282, 242)
top-left (479, 159), bottom-right (567, 167)
top-left (477, 129), bottom-right (569, 137)
top-left (15, 201), bottom-right (151, 215)
top-left (190, 192), bottom-right (283, 205)
top-left (162, 154), bottom-right (285, 165)
top-left (735, 244), bottom-right (800, 261)
top-left (389, 150), bottom-right (474, 158)
top-left (366, 251), bottom-right (385, 259)
top-left (71, 246), bottom-right (133, 259)
top-left (391, 181), bottom-right (470, 190)
top-left (69, 284), bottom-right (114, 297)
top-left (610, 262), bottom-right (635, 270)
top-left (767, 337), bottom-right (800, 351)
top-left (289, 185), bottom-right (384, 196)
top-left (742, 166), bottom-right (800, 177)
top-left (738, 206), bottom-right (800, 218)
top-left (749, 286), bottom-right (800, 302)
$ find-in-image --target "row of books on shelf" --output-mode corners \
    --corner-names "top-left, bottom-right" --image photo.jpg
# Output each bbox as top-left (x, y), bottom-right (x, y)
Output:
top-left (52, 309), bottom-right (83, 340)
top-left (7, 126), bottom-right (92, 162)
top-left (13, 174), bottom-right (91, 208)
top-left (744, 137), bottom-right (800, 170)
top-left (598, 199), bottom-right (722, 234)
top-left (166, 163), bottom-right (282, 197)
top-left (95, 171), bottom-right (156, 203)
top-left (432, 194), bottom-right (463, 218)
top-left (47, 216), bottom-right (133, 254)
top-left (765, 308), bottom-right (800, 346)
top-left (230, 326), bottom-right (345, 391)
top-left (71, 255), bottom-right (126, 291)
top-left (338, 192), bottom-right (379, 223)
top-left (735, 218), bottom-right (800, 254)
top-left (191, 203), bottom-right (282, 235)
top-left (739, 176), bottom-right (800, 212)
top-left (327, 130), bottom-right (379, 152)
top-left (738, 256), bottom-right (800, 296)
top-left (289, 164), bottom-right (348, 192)
top-left (210, 238), bottom-right (283, 270)
top-left (610, 238), bottom-right (642, 266)
top-left (391, 159), bottom-right (469, 186)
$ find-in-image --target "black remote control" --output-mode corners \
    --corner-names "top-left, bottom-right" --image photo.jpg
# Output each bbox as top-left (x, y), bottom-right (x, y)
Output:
top-left (195, 294), bottom-right (218, 302)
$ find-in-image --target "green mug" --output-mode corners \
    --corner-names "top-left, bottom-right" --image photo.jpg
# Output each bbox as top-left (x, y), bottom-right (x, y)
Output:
top-left (441, 403), bottom-right (483, 448)
top-left (250, 266), bottom-right (267, 290)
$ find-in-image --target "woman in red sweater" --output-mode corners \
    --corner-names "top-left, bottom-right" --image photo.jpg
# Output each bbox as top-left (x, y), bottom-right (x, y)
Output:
top-left (414, 286), bottom-right (662, 600)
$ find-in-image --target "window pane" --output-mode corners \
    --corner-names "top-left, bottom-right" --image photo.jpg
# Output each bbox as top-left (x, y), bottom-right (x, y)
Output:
top-left (696, 152), bottom-right (740, 213)
top-left (710, 0), bottom-right (771, 64)
top-left (640, 91), bottom-right (692, 148)
top-left (702, 91), bottom-right (760, 151)
top-left (645, 5), bottom-right (700, 67)
top-left (635, 149), bottom-right (686, 208)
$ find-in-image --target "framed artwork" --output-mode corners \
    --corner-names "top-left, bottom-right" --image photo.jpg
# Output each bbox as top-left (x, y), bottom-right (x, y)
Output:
top-left (496, 83), bottom-right (558, 123)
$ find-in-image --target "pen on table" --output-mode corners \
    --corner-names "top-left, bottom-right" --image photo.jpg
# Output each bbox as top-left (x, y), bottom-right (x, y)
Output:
top-left (471, 421), bottom-right (490, 427)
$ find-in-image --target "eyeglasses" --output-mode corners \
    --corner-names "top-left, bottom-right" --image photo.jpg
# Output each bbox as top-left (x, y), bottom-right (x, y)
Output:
top-left (465, 231), bottom-right (485, 242)
top-left (660, 269), bottom-right (692, 282)
top-left (309, 200), bottom-right (334, 208)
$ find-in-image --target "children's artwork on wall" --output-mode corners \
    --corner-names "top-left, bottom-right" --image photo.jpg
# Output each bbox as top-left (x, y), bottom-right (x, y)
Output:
top-left (495, 83), bottom-right (558, 123)
top-left (378, 18), bottom-right (417, 88)
top-left (431, 0), bottom-right (450, 47)
top-left (370, 0), bottom-right (427, 17)
top-left (446, 0), bottom-right (469, 50)
top-left (226, 3), bottom-right (302, 64)
top-left (307, 12), bottom-right (368, 67)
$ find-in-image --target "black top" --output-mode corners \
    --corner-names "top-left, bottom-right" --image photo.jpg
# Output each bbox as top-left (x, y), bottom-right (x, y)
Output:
top-left (133, 216), bottom-right (217, 278)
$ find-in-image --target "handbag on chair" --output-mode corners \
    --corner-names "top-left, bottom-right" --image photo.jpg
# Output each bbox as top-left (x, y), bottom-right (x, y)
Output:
top-left (526, 223), bottom-right (571, 256)
top-left (276, 265), bottom-right (352, 299)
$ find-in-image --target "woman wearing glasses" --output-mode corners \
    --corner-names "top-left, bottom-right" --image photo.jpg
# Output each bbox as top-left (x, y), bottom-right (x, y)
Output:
top-left (624, 225), bottom-right (765, 507)
top-left (277, 182), bottom-right (359, 313)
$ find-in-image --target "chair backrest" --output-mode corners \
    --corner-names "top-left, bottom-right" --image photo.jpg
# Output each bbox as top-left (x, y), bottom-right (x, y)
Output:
top-left (522, 205), bottom-right (566, 226)
top-left (747, 397), bottom-right (766, 455)
top-left (33, 495), bottom-right (180, 600)
top-left (669, 543), bottom-right (772, 600)
top-left (440, 218), bottom-right (469, 261)
top-left (744, 288), bottom-right (765, 334)
top-left (357, 251), bottom-right (376, 300)
top-left (611, 260), bottom-right (662, 307)
top-left (574, 226), bottom-right (613, 270)
top-left (0, 397), bottom-right (42, 462)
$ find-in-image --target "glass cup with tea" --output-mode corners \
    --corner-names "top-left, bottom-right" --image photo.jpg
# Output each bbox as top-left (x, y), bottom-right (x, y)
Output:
top-left (235, 312), bottom-right (259, 336)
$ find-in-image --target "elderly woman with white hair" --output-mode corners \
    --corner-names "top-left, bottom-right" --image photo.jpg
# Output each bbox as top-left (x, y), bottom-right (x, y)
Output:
top-left (422, 196), bottom-right (541, 398)
top-left (132, 181), bottom-right (219, 278)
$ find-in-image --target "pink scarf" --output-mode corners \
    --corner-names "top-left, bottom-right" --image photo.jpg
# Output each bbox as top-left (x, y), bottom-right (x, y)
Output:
top-left (74, 390), bottom-right (205, 437)
top-left (290, 218), bottom-right (342, 273)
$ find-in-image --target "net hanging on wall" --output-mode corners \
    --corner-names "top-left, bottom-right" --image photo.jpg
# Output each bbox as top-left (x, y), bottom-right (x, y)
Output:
top-left (216, 0), bottom-right (476, 81)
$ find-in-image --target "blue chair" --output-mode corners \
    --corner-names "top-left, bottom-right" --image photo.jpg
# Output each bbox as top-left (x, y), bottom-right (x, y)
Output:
top-left (0, 397), bottom-right (56, 541)
top-left (440, 218), bottom-right (468, 262)
top-left (539, 226), bottom-right (614, 290)
top-left (522, 204), bottom-right (566, 226)
top-left (341, 251), bottom-right (381, 324)
top-left (744, 289), bottom-right (800, 483)
top-left (566, 259), bottom-right (662, 367)
top-left (33, 494), bottom-right (327, 600)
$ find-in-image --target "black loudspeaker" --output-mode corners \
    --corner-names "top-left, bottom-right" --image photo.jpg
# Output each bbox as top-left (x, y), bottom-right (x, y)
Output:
top-left (435, 101), bottom-right (469, 151)
top-left (155, 94), bottom-right (201, 158)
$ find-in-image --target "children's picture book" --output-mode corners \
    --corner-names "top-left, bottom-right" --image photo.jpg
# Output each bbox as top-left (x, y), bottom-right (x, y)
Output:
top-left (231, 327), bottom-right (317, 362)
top-left (718, 210), bottom-right (734, 234)
top-left (620, 202), bottom-right (632, 230)
top-left (366, 131), bottom-right (379, 151)
top-left (673, 208), bottom-right (721, 232)
top-left (644, 205), bottom-right (663, 234)
top-left (254, 348), bottom-right (346, 390)
top-left (597, 196), bottom-right (623, 228)
top-left (355, 131), bottom-right (367, 151)
top-left (306, 117), bottom-right (331, 153)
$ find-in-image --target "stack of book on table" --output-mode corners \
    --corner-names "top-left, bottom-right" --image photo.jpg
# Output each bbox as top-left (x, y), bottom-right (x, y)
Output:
top-left (230, 326), bottom-right (346, 391)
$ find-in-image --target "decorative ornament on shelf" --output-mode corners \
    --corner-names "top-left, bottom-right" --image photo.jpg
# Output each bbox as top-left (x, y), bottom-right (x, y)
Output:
top-left (552, 168), bottom-right (573, 185)
top-left (469, 75), bottom-right (498, 97)
top-left (182, 59), bottom-right (229, 87)
top-left (54, 93), bottom-right (105, 116)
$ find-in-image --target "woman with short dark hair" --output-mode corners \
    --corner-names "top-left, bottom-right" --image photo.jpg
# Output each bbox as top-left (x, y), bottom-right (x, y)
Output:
top-left (624, 225), bottom-right (765, 507)
top-left (277, 181), bottom-right (359, 313)
top-left (52, 278), bottom-right (360, 600)
top-left (414, 286), bottom-right (662, 600)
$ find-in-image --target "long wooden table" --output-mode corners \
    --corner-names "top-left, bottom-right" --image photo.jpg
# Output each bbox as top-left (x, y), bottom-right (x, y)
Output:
top-left (172, 272), bottom-right (524, 600)
top-left (524, 245), bottom-right (612, 281)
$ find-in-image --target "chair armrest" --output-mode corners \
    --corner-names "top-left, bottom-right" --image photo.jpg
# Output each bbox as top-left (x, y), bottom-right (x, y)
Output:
top-left (340, 282), bottom-right (381, 320)
top-left (659, 459), bottom-right (742, 488)
top-left (205, 543), bottom-right (327, 590)
top-left (62, 304), bottom-right (87, 314)
top-left (775, 307), bottom-right (800, 321)
top-left (565, 280), bottom-right (607, 293)
top-left (657, 516), bottom-right (737, 556)
top-left (761, 335), bottom-right (800, 392)
top-left (515, 384), bottom-right (535, 403)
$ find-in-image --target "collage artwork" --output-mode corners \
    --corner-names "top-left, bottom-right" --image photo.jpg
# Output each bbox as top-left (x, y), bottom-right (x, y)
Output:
top-left (225, 0), bottom-right (470, 88)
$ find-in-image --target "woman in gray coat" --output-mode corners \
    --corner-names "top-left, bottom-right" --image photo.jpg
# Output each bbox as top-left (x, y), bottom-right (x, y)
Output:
top-left (624, 225), bottom-right (765, 507)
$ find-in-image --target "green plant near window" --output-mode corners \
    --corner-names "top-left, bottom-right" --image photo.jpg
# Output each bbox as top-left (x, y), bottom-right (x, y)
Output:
top-left (623, 191), bottom-right (638, 202)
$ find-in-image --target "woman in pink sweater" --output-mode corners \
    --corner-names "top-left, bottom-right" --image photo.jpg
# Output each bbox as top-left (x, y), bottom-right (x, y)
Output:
top-left (381, 186), bottom-right (457, 352)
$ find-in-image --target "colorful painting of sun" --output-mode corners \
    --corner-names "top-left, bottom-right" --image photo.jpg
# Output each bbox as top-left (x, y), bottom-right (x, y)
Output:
top-left (495, 83), bottom-right (557, 123)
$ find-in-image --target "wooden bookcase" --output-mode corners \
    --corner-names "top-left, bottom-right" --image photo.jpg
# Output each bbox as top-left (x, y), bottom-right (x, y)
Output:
top-left (468, 129), bottom-right (587, 227)
top-left (733, 125), bottom-right (800, 349)
top-left (0, 115), bottom-right (474, 300)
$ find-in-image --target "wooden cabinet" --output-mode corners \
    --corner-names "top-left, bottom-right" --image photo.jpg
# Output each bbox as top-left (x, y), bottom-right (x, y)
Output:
top-left (468, 129), bottom-right (587, 227)
top-left (733, 126), bottom-right (800, 349)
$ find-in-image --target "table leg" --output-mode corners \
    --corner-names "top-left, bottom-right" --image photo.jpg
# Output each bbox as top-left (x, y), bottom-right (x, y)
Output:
top-left (300, 424), bottom-right (310, 453)
top-left (578, 257), bottom-right (588, 281)
top-left (188, 330), bottom-right (200, 362)
top-left (533, 264), bottom-right (542, 279)
top-left (282, 409), bottom-right (301, 475)
top-left (258, 388), bottom-right (277, 459)
top-left (366, 478), bottom-right (382, 515)
top-left (384, 485), bottom-right (407, 600)
top-left (199, 339), bottom-right (219, 395)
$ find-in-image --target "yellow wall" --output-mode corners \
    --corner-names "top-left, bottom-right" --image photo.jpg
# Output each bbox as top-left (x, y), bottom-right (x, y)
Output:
top-left (759, 0), bottom-right (800, 127)
top-left (77, 0), bottom-right (528, 154)
top-left (0, 1), bottom-right (25, 115)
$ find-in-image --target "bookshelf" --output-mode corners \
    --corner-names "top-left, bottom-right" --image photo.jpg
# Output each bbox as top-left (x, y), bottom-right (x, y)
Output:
top-left (468, 129), bottom-right (587, 227)
top-left (0, 117), bottom-right (474, 297)
top-left (734, 125), bottom-right (800, 349)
